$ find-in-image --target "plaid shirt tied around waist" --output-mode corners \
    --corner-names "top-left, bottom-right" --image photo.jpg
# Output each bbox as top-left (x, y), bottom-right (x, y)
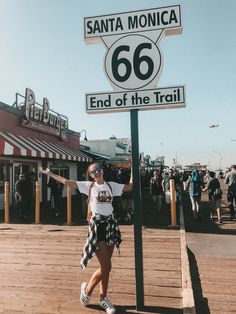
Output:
top-left (80, 214), bottom-right (122, 270)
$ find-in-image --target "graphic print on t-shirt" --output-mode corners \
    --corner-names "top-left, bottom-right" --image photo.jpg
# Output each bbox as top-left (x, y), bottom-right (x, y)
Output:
top-left (96, 190), bottom-right (112, 203)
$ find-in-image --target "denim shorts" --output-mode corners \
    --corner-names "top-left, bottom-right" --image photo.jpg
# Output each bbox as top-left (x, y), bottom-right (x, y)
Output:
top-left (97, 221), bottom-right (107, 242)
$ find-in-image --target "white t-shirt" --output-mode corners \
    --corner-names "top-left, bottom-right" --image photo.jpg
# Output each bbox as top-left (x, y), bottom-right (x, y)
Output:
top-left (76, 181), bottom-right (125, 216)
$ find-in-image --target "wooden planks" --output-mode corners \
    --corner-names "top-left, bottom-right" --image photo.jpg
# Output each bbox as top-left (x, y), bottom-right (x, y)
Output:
top-left (185, 181), bottom-right (236, 314)
top-left (0, 224), bottom-right (182, 314)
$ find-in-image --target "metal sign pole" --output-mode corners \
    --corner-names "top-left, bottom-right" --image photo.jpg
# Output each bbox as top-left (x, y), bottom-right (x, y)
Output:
top-left (130, 109), bottom-right (144, 310)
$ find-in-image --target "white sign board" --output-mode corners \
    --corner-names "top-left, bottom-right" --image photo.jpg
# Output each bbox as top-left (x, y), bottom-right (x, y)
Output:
top-left (86, 86), bottom-right (185, 113)
top-left (84, 5), bottom-right (181, 41)
top-left (84, 5), bottom-right (186, 113)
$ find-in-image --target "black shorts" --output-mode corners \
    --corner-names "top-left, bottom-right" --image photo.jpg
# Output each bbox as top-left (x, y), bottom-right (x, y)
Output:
top-left (97, 222), bottom-right (107, 242)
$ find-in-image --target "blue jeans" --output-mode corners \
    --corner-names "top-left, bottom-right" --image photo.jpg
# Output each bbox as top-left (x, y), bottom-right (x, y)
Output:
top-left (190, 195), bottom-right (201, 218)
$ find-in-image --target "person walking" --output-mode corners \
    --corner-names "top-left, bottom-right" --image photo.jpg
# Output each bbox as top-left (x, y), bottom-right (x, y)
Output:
top-left (162, 168), bottom-right (178, 206)
top-left (203, 171), bottom-right (223, 223)
top-left (15, 173), bottom-right (30, 220)
top-left (40, 163), bottom-right (132, 314)
top-left (225, 165), bottom-right (236, 220)
top-left (185, 169), bottom-right (204, 220)
top-left (48, 177), bottom-right (64, 217)
top-left (150, 170), bottom-right (162, 211)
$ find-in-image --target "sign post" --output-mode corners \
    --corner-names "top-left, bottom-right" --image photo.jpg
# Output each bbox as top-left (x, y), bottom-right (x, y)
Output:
top-left (130, 109), bottom-right (144, 307)
top-left (84, 5), bottom-right (185, 310)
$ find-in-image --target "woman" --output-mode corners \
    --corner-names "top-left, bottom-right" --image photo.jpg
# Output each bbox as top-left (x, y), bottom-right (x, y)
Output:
top-left (150, 170), bottom-right (162, 211)
top-left (185, 169), bottom-right (204, 220)
top-left (202, 171), bottom-right (223, 223)
top-left (40, 163), bottom-right (132, 314)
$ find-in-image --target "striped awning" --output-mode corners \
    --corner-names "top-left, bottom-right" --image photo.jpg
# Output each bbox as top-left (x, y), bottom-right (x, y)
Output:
top-left (0, 131), bottom-right (92, 162)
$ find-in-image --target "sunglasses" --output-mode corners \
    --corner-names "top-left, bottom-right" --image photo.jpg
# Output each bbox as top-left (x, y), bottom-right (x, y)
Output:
top-left (89, 167), bottom-right (103, 174)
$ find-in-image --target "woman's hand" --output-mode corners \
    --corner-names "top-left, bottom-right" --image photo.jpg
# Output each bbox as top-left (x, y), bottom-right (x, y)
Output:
top-left (38, 167), bottom-right (77, 189)
top-left (39, 167), bottom-right (50, 175)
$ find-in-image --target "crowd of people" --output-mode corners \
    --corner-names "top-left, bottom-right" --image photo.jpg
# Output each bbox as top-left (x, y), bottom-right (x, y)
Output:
top-left (185, 166), bottom-right (236, 223)
top-left (15, 163), bottom-right (236, 226)
top-left (147, 165), bottom-right (236, 224)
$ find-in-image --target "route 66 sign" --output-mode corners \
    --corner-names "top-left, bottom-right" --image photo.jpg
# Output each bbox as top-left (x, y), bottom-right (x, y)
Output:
top-left (105, 34), bottom-right (162, 91)
top-left (84, 5), bottom-right (186, 113)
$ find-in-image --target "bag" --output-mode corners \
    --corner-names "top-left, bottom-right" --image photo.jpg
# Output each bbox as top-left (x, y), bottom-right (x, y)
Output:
top-left (212, 188), bottom-right (223, 200)
top-left (191, 170), bottom-right (201, 182)
top-left (117, 195), bottom-right (134, 225)
top-left (165, 191), bottom-right (176, 204)
top-left (191, 181), bottom-right (201, 197)
top-left (124, 207), bottom-right (134, 225)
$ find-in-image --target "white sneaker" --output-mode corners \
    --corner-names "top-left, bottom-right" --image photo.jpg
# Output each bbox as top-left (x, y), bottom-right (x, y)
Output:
top-left (100, 297), bottom-right (116, 314)
top-left (80, 282), bottom-right (90, 306)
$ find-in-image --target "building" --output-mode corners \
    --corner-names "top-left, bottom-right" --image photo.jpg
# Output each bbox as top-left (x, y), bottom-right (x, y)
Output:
top-left (81, 136), bottom-right (132, 168)
top-left (183, 162), bottom-right (208, 172)
top-left (0, 88), bottom-right (92, 210)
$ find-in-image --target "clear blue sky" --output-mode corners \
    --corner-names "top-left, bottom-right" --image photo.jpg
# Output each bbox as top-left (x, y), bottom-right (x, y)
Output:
top-left (0, 0), bottom-right (235, 170)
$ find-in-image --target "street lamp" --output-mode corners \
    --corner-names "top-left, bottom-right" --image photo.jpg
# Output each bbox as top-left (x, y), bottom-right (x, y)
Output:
top-left (79, 129), bottom-right (88, 141)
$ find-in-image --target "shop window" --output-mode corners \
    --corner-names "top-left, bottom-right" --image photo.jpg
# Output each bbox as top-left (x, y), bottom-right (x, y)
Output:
top-left (0, 163), bottom-right (7, 193)
top-left (50, 167), bottom-right (69, 179)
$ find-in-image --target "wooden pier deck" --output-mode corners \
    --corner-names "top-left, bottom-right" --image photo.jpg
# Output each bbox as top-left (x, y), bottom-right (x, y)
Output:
top-left (184, 182), bottom-right (236, 314)
top-left (0, 224), bottom-right (182, 314)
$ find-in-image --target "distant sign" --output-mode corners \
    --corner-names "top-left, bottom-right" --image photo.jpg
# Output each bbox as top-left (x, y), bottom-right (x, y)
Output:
top-left (20, 88), bottom-right (68, 137)
top-left (84, 5), bottom-right (185, 113)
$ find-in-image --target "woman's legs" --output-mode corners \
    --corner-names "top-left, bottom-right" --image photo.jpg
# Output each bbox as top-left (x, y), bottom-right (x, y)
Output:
top-left (190, 196), bottom-right (201, 219)
top-left (195, 196), bottom-right (201, 218)
top-left (209, 199), bottom-right (214, 218)
top-left (215, 199), bottom-right (222, 222)
top-left (190, 196), bottom-right (197, 218)
top-left (85, 241), bottom-right (114, 300)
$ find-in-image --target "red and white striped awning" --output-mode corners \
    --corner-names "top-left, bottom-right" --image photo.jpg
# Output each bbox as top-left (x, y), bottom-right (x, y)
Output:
top-left (0, 131), bottom-right (92, 162)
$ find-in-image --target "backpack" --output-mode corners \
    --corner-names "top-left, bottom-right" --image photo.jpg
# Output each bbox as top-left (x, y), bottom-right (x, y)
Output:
top-left (212, 187), bottom-right (223, 200)
top-left (191, 170), bottom-right (201, 182)
top-left (190, 181), bottom-right (201, 197)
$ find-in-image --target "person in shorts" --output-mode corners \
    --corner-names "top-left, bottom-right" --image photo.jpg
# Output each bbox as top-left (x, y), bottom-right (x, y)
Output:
top-left (40, 163), bottom-right (133, 314)
top-left (203, 171), bottom-right (222, 223)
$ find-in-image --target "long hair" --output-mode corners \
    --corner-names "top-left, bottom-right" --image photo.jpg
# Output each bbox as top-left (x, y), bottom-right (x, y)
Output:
top-left (86, 163), bottom-right (102, 181)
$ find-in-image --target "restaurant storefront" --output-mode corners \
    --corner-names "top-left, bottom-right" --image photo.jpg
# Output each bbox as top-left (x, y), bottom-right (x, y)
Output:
top-left (0, 88), bottom-right (92, 211)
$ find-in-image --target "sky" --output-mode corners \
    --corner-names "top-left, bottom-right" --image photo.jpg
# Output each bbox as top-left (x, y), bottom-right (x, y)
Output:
top-left (0, 0), bottom-right (235, 170)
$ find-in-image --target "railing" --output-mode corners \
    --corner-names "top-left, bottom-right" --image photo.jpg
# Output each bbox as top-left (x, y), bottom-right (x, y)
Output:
top-left (35, 181), bottom-right (40, 224)
top-left (3, 180), bottom-right (176, 226)
top-left (170, 179), bottom-right (177, 226)
top-left (2, 182), bottom-right (72, 225)
top-left (4, 182), bottom-right (9, 223)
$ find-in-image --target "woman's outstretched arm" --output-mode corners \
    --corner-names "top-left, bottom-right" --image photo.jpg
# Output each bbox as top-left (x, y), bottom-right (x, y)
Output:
top-left (123, 170), bottom-right (133, 192)
top-left (39, 168), bottom-right (78, 189)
